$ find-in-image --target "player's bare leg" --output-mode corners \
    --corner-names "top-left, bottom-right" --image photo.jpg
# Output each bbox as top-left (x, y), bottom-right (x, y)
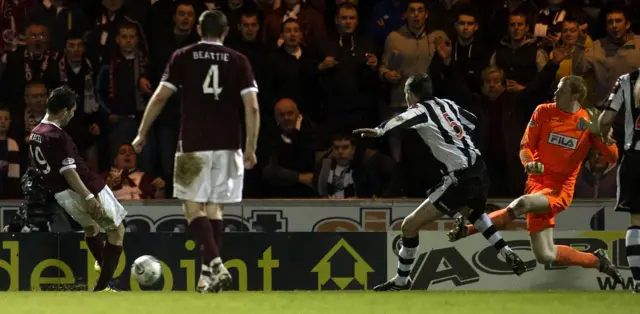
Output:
top-left (458, 207), bottom-right (527, 276)
top-left (530, 227), bottom-right (622, 283)
top-left (94, 223), bottom-right (125, 292)
top-left (83, 223), bottom-right (103, 272)
top-left (374, 198), bottom-right (443, 291)
top-left (626, 214), bottom-right (640, 293)
top-left (205, 202), bottom-right (231, 292)
top-left (184, 201), bottom-right (221, 293)
top-left (448, 193), bottom-right (549, 241)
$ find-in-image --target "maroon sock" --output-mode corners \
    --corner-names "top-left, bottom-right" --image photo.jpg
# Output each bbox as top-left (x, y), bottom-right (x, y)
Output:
top-left (188, 217), bottom-right (219, 266)
top-left (210, 219), bottom-right (223, 252)
top-left (94, 242), bottom-right (123, 291)
top-left (85, 236), bottom-right (104, 265)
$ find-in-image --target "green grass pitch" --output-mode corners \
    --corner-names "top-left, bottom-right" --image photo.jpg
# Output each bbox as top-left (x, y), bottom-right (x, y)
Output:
top-left (0, 291), bottom-right (637, 314)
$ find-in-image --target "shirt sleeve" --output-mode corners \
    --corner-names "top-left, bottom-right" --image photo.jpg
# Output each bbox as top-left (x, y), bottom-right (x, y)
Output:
top-left (602, 75), bottom-right (625, 112)
top-left (45, 134), bottom-right (78, 174)
top-left (376, 105), bottom-right (429, 134)
top-left (238, 54), bottom-right (258, 97)
top-left (160, 49), bottom-right (183, 92)
top-left (519, 106), bottom-right (543, 166)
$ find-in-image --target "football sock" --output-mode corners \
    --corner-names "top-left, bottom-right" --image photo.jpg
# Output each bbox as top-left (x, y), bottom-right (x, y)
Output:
top-left (394, 236), bottom-right (419, 286)
top-left (554, 245), bottom-right (598, 268)
top-left (466, 207), bottom-right (516, 236)
top-left (210, 219), bottom-right (224, 251)
top-left (188, 217), bottom-right (219, 266)
top-left (467, 209), bottom-right (512, 257)
top-left (85, 235), bottom-right (103, 265)
top-left (626, 226), bottom-right (640, 286)
top-left (94, 242), bottom-right (123, 291)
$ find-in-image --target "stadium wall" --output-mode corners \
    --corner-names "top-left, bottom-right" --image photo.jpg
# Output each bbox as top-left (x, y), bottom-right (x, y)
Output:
top-left (0, 199), bottom-right (630, 232)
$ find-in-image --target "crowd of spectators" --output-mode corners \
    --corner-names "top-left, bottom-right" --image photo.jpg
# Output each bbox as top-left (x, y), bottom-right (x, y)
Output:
top-left (0, 0), bottom-right (638, 201)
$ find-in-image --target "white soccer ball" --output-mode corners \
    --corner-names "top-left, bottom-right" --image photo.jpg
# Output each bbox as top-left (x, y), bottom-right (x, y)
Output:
top-left (131, 255), bottom-right (162, 286)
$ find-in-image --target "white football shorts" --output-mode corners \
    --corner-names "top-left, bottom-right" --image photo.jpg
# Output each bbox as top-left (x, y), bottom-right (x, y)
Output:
top-left (173, 149), bottom-right (244, 203)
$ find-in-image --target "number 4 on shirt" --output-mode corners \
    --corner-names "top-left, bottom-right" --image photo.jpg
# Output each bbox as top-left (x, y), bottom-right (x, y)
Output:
top-left (202, 64), bottom-right (223, 100)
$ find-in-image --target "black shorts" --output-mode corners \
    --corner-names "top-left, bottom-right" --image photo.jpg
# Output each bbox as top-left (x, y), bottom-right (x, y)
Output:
top-left (427, 159), bottom-right (490, 216)
top-left (615, 152), bottom-right (640, 214)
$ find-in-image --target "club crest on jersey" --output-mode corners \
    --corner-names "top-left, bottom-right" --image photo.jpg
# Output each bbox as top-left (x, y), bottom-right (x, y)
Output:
top-left (61, 158), bottom-right (75, 166)
top-left (548, 132), bottom-right (577, 150)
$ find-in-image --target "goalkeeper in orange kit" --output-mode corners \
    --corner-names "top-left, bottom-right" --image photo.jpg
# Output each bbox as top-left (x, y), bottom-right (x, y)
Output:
top-left (448, 76), bottom-right (623, 282)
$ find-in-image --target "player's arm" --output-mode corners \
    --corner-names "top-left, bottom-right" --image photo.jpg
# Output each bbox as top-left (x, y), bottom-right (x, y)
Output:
top-left (61, 169), bottom-right (94, 200)
top-left (137, 85), bottom-right (175, 139)
top-left (372, 106), bottom-right (428, 136)
top-left (595, 76), bottom-right (625, 138)
top-left (592, 130), bottom-right (619, 163)
top-left (242, 90), bottom-right (260, 153)
top-left (519, 107), bottom-right (543, 166)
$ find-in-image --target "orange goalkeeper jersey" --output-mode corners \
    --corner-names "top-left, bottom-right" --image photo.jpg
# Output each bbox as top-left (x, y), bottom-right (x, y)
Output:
top-left (519, 103), bottom-right (618, 188)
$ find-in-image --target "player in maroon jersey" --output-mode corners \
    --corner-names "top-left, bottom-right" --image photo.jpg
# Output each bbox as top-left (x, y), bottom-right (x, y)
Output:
top-left (28, 86), bottom-right (127, 292)
top-left (132, 10), bottom-right (260, 293)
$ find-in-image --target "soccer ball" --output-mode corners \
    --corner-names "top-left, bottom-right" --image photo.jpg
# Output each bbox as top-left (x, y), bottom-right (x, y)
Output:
top-left (131, 255), bottom-right (162, 286)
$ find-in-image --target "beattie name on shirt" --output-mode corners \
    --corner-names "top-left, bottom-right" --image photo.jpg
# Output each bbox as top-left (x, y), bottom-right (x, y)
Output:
top-left (192, 51), bottom-right (230, 62)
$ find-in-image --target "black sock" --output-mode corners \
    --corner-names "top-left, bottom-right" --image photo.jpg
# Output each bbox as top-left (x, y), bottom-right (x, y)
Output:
top-left (210, 219), bottom-right (223, 252)
top-left (85, 235), bottom-right (103, 265)
top-left (94, 242), bottom-right (123, 291)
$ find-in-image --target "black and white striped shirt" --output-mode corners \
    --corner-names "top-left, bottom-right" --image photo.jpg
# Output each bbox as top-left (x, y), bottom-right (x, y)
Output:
top-left (604, 69), bottom-right (640, 152)
top-left (376, 97), bottom-right (480, 173)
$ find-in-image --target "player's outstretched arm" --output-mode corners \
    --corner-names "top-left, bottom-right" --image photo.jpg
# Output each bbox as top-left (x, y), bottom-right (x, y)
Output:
top-left (242, 91), bottom-right (260, 169)
top-left (133, 85), bottom-right (175, 152)
top-left (355, 106), bottom-right (428, 138)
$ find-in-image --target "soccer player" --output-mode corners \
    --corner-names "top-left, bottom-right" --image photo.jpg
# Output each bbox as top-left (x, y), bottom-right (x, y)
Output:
top-left (132, 10), bottom-right (260, 293)
top-left (447, 76), bottom-right (623, 282)
top-left (28, 86), bottom-right (127, 292)
top-left (354, 73), bottom-right (526, 291)
top-left (589, 69), bottom-right (640, 292)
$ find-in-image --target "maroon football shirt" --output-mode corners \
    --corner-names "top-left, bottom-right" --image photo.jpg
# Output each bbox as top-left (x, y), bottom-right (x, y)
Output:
top-left (160, 41), bottom-right (258, 153)
top-left (28, 121), bottom-right (105, 195)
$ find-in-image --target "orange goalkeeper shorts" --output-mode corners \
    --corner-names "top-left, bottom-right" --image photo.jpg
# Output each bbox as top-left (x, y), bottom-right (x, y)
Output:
top-left (524, 178), bottom-right (573, 235)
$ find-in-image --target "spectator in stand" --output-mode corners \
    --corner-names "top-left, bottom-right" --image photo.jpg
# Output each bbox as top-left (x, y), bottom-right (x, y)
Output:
top-left (481, 0), bottom-right (538, 52)
top-left (0, 22), bottom-right (61, 106)
top-left (141, 0), bottom-right (199, 198)
top-left (264, 19), bottom-right (315, 116)
top-left (96, 22), bottom-right (148, 167)
top-left (219, 0), bottom-right (259, 42)
top-left (0, 0), bottom-right (37, 54)
top-left (227, 10), bottom-right (268, 105)
top-left (20, 81), bottom-right (48, 143)
top-left (476, 45), bottom-right (564, 197)
top-left (490, 10), bottom-right (548, 90)
top-left (552, 18), bottom-right (595, 107)
top-left (574, 147), bottom-right (617, 199)
top-left (0, 107), bottom-right (20, 199)
top-left (313, 3), bottom-right (379, 135)
top-left (368, 0), bottom-right (408, 51)
top-left (86, 0), bottom-right (148, 65)
top-left (262, 0), bottom-right (326, 48)
top-left (27, 0), bottom-right (86, 53)
top-left (451, 6), bottom-right (491, 93)
top-left (102, 144), bottom-right (165, 200)
top-left (572, 6), bottom-right (640, 106)
top-left (58, 32), bottom-right (102, 172)
top-left (262, 98), bottom-right (318, 198)
top-left (314, 132), bottom-right (402, 198)
top-left (379, 0), bottom-right (449, 161)
top-left (533, 0), bottom-right (589, 51)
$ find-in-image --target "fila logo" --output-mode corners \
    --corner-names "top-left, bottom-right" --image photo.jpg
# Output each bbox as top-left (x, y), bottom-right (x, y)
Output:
top-left (548, 132), bottom-right (577, 149)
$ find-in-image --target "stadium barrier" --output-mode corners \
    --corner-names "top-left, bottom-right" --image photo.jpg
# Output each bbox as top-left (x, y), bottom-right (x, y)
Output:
top-left (0, 232), bottom-right (387, 291)
top-left (0, 231), bottom-right (634, 291)
top-left (0, 198), bottom-right (629, 232)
